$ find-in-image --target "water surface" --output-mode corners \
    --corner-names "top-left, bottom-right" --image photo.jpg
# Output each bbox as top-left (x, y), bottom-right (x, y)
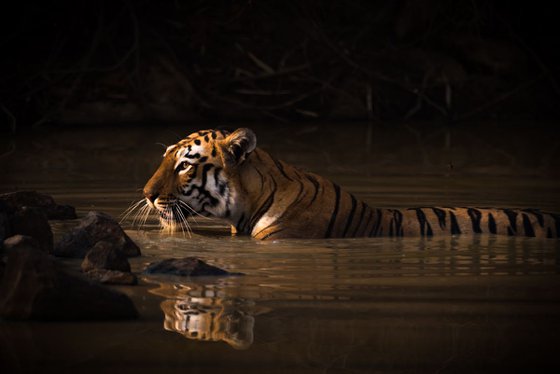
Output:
top-left (1, 122), bottom-right (559, 372)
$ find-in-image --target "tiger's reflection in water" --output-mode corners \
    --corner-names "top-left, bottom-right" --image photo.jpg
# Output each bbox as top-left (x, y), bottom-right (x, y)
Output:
top-left (149, 282), bottom-right (255, 350)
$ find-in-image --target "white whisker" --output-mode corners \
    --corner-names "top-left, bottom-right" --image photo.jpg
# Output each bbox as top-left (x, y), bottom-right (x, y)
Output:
top-left (122, 199), bottom-right (142, 214)
top-left (174, 206), bottom-right (187, 238)
top-left (141, 203), bottom-right (152, 228)
top-left (177, 199), bottom-right (213, 221)
top-left (132, 203), bottom-right (150, 228)
top-left (175, 205), bottom-right (193, 238)
top-left (162, 205), bottom-right (175, 234)
top-left (120, 199), bottom-right (145, 223)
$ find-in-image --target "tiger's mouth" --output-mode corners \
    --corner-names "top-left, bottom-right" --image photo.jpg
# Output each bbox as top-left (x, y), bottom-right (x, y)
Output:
top-left (159, 209), bottom-right (175, 220)
top-left (154, 199), bottom-right (207, 227)
top-left (154, 203), bottom-right (195, 234)
top-left (153, 202), bottom-right (187, 221)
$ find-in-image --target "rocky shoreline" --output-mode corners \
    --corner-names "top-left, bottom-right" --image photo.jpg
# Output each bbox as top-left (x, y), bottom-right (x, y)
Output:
top-left (0, 191), bottom-right (240, 321)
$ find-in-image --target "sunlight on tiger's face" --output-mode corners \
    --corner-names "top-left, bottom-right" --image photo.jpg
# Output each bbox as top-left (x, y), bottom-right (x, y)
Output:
top-left (143, 128), bottom-right (256, 231)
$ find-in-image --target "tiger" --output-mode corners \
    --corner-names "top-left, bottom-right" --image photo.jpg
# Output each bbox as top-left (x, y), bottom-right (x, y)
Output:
top-left (143, 128), bottom-right (560, 240)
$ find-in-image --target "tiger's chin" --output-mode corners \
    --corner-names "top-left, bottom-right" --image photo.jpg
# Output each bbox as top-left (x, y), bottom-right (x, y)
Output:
top-left (152, 205), bottom-right (188, 232)
top-left (159, 218), bottom-right (181, 233)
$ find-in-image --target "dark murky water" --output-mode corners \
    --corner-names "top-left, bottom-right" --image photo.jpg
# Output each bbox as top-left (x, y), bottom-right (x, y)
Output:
top-left (1, 122), bottom-right (560, 372)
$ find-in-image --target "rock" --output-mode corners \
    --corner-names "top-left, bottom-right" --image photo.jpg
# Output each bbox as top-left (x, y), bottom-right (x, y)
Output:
top-left (11, 207), bottom-right (53, 253)
top-left (0, 217), bottom-right (7, 252)
top-left (53, 229), bottom-right (91, 258)
top-left (84, 269), bottom-right (138, 285)
top-left (3, 235), bottom-right (40, 252)
top-left (81, 241), bottom-right (131, 273)
top-left (0, 201), bottom-right (13, 250)
top-left (0, 248), bottom-right (138, 320)
top-left (144, 257), bottom-right (240, 277)
top-left (54, 211), bottom-right (140, 258)
top-left (0, 191), bottom-right (76, 220)
top-left (49, 204), bottom-right (77, 220)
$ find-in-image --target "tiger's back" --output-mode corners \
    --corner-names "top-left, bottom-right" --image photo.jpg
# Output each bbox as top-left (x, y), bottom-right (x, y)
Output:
top-left (240, 152), bottom-right (559, 239)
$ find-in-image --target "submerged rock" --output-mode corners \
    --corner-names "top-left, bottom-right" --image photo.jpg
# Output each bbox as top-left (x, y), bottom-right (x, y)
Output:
top-left (84, 269), bottom-right (138, 285)
top-left (3, 235), bottom-right (40, 253)
top-left (11, 207), bottom-right (53, 253)
top-left (54, 211), bottom-right (140, 258)
top-left (81, 241), bottom-right (131, 273)
top-left (0, 191), bottom-right (76, 220)
top-left (0, 248), bottom-right (138, 320)
top-left (144, 257), bottom-right (240, 277)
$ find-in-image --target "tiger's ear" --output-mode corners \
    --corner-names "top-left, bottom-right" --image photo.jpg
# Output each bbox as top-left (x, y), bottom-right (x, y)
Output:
top-left (221, 128), bottom-right (257, 166)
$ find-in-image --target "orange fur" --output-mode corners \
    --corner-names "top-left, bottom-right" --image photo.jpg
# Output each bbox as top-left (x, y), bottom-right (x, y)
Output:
top-left (144, 128), bottom-right (559, 239)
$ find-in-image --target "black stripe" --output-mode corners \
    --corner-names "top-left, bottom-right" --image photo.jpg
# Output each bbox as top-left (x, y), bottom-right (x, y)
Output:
top-left (253, 165), bottom-right (265, 190)
top-left (351, 202), bottom-right (367, 237)
top-left (236, 213), bottom-right (246, 232)
top-left (522, 214), bottom-right (535, 237)
top-left (261, 229), bottom-right (285, 240)
top-left (413, 208), bottom-right (433, 236)
top-left (449, 211), bottom-right (461, 235)
top-left (361, 208), bottom-right (374, 237)
top-left (503, 209), bottom-right (517, 236)
top-left (325, 183), bottom-right (341, 238)
top-left (553, 214), bottom-right (560, 238)
top-left (488, 213), bottom-right (497, 234)
top-left (467, 208), bottom-right (482, 234)
top-left (249, 179), bottom-right (277, 230)
top-left (394, 209), bottom-right (404, 236)
top-left (369, 208), bottom-right (383, 237)
top-left (253, 149), bottom-right (264, 162)
top-left (272, 158), bottom-right (293, 181)
top-left (535, 211), bottom-right (544, 227)
top-left (306, 174), bottom-right (321, 206)
top-left (213, 167), bottom-right (222, 188)
top-left (342, 194), bottom-right (358, 237)
top-left (214, 167), bottom-right (227, 195)
top-left (201, 163), bottom-right (214, 188)
top-left (189, 185), bottom-right (219, 206)
top-left (253, 222), bottom-right (277, 239)
top-left (432, 208), bottom-right (447, 229)
top-left (272, 177), bottom-right (306, 224)
top-left (523, 209), bottom-right (544, 227)
top-left (547, 227), bottom-right (553, 239)
top-left (292, 172), bottom-right (307, 206)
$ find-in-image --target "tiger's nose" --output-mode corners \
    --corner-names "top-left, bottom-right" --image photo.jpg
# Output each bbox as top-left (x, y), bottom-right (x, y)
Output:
top-left (144, 190), bottom-right (159, 204)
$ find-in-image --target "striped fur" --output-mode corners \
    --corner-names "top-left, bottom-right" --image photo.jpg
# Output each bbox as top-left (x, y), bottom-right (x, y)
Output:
top-left (143, 128), bottom-right (559, 240)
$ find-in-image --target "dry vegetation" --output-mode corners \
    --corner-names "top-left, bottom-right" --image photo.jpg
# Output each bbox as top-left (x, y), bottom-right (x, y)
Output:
top-left (0, 1), bottom-right (558, 128)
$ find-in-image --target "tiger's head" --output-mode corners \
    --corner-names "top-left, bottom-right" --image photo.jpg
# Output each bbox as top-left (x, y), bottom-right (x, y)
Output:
top-left (143, 128), bottom-right (256, 230)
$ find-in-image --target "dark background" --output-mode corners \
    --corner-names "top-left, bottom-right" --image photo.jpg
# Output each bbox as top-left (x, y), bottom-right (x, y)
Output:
top-left (1, 0), bottom-right (559, 131)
